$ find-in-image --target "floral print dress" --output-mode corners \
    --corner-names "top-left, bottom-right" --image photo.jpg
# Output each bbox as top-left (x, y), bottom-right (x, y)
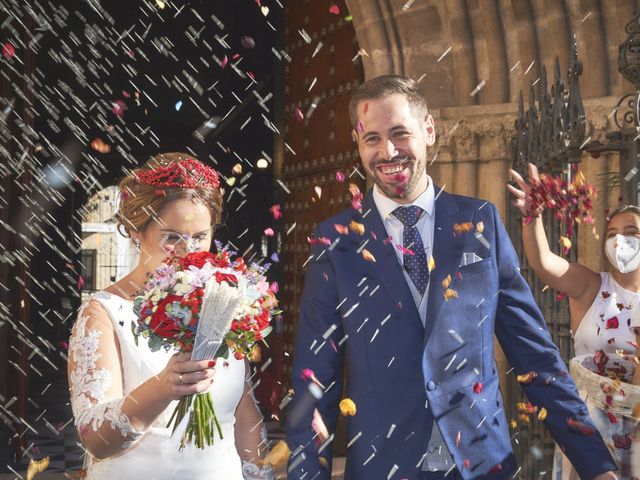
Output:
top-left (554, 272), bottom-right (640, 479)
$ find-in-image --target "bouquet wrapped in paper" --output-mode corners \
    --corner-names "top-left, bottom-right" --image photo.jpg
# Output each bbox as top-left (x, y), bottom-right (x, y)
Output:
top-left (132, 248), bottom-right (278, 450)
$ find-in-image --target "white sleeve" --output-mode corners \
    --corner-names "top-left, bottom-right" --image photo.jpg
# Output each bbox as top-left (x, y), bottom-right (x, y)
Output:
top-left (68, 300), bottom-right (144, 452)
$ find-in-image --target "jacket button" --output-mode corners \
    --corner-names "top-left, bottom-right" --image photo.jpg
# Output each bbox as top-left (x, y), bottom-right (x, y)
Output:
top-left (426, 381), bottom-right (436, 391)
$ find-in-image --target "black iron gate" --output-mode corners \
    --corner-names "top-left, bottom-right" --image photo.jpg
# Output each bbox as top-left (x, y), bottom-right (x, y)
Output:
top-left (507, 14), bottom-right (640, 475)
top-left (505, 14), bottom-right (640, 472)
top-left (507, 42), bottom-right (583, 477)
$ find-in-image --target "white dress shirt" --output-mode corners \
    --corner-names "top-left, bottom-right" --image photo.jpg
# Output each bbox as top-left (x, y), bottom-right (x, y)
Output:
top-left (372, 177), bottom-right (435, 321)
top-left (372, 178), bottom-right (454, 472)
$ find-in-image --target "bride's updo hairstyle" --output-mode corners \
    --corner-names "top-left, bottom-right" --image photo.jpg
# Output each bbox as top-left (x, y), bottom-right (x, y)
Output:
top-left (115, 152), bottom-right (223, 238)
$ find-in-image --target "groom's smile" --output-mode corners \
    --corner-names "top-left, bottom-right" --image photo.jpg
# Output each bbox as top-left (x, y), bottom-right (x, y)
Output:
top-left (354, 93), bottom-right (435, 204)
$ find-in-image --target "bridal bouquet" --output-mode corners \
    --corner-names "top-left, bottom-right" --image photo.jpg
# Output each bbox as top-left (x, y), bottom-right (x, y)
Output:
top-left (132, 248), bottom-right (277, 450)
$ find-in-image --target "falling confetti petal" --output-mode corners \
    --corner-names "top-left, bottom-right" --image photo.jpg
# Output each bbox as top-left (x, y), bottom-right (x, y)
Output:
top-left (349, 220), bottom-right (365, 236)
top-left (334, 224), bottom-right (349, 235)
top-left (269, 204), bottom-right (282, 220)
top-left (516, 371), bottom-right (538, 384)
top-left (335, 171), bottom-right (345, 183)
top-left (361, 249), bottom-right (376, 262)
top-left (26, 456), bottom-right (49, 480)
top-left (396, 245), bottom-right (414, 256)
top-left (90, 138), bottom-right (111, 153)
top-left (294, 107), bottom-right (304, 122)
top-left (241, 36), bottom-right (255, 49)
top-left (428, 255), bottom-right (435, 272)
top-left (328, 4), bottom-right (340, 14)
top-left (264, 228), bottom-right (274, 236)
top-left (314, 185), bottom-right (322, 199)
top-left (339, 398), bottom-right (356, 416)
top-left (443, 288), bottom-right (458, 301)
top-left (308, 236), bottom-right (331, 246)
top-left (453, 222), bottom-right (474, 235)
top-left (111, 99), bottom-right (127, 117)
top-left (175, 100), bottom-right (183, 111)
top-left (2, 42), bottom-right (15, 60)
top-left (301, 368), bottom-right (325, 389)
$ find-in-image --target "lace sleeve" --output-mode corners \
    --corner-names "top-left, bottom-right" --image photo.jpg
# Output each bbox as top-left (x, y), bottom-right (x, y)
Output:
top-left (68, 300), bottom-right (144, 456)
top-left (235, 367), bottom-right (274, 480)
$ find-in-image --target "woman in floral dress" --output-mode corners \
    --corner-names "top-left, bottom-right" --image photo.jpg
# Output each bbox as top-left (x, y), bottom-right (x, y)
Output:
top-left (509, 163), bottom-right (640, 479)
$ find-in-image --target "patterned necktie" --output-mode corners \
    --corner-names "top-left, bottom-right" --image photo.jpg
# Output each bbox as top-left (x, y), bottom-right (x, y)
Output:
top-left (392, 205), bottom-right (429, 295)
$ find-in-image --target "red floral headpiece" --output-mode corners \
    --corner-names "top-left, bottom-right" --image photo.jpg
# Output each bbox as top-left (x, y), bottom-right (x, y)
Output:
top-left (136, 158), bottom-right (220, 189)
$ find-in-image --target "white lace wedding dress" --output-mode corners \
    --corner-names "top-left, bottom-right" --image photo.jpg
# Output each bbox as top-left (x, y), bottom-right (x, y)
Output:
top-left (68, 291), bottom-right (271, 479)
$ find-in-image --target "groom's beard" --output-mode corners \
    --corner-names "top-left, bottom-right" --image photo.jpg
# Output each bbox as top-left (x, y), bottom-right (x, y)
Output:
top-left (370, 155), bottom-right (425, 200)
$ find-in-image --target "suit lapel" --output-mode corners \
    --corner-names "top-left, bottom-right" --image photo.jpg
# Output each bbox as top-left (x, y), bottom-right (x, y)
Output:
top-left (360, 192), bottom-right (423, 331)
top-left (423, 189), bottom-right (476, 344)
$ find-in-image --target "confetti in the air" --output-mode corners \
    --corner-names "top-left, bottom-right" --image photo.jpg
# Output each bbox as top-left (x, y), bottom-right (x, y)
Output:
top-left (90, 138), bottom-right (111, 153)
top-left (269, 204), bottom-right (282, 220)
top-left (361, 249), bottom-right (376, 262)
top-left (241, 36), bottom-right (256, 49)
top-left (339, 398), bottom-right (357, 416)
top-left (349, 220), bottom-right (365, 236)
top-left (2, 42), bottom-right (15, 60)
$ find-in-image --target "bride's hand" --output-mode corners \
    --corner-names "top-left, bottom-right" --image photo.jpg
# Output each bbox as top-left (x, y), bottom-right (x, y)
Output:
top-left (158, 352), bottom-right (216, 401)
top-left (507, 162), bottom-right (541, 217)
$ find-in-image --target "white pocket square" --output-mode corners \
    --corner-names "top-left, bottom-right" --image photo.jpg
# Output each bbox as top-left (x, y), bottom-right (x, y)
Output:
top-left (460, 252), bottom-right (483, 267)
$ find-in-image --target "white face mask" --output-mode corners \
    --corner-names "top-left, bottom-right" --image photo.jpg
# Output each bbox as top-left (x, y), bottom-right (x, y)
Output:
top-left (605, 234), bottom-right (640, 273)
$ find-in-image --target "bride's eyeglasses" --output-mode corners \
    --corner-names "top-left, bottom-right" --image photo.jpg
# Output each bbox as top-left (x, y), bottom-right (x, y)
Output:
top-left (160, 230), bottom-right (211, 252)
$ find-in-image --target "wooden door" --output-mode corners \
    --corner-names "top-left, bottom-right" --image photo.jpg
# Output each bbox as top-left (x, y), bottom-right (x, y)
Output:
top-left (277, 0), bottom-right (364, 454)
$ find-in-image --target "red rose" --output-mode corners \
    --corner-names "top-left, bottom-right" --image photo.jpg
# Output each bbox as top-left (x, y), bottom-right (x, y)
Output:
top-left (182, 251), bottom-right (216, 269)
top-left (214, 271), bottom-right (238, 285)
top-left (254, 308), bottom-right (270, 330)
top-left (149, 295), bottom-right (183, 338)
top-left (605, 316), bottom-right (619, 330)
top-left (234, 257), bottom-right (248, 273)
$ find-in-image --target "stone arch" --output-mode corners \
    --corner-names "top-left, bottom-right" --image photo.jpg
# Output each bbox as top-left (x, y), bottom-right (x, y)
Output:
top-left (345, 0), bottom-right (638, 107)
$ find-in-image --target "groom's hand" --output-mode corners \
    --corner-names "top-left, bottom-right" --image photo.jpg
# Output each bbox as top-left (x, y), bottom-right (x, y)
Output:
top-left (593, 472), bottom-right (617, 480)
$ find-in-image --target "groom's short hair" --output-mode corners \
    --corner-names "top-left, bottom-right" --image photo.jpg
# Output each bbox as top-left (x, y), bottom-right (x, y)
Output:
top-left (348, 74), bottom-right (428, 127)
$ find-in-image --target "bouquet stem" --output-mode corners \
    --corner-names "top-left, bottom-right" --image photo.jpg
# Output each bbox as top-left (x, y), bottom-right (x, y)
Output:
top-left (167, 392), bottom-right (223, 450)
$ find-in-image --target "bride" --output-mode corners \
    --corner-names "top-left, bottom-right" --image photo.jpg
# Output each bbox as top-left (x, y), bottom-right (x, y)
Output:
top-left (68, 152), bottom-right (274, 479)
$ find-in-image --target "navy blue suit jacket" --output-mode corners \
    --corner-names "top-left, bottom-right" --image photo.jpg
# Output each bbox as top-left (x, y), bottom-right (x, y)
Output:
top-left (286, 189), bottom-right (615, 479)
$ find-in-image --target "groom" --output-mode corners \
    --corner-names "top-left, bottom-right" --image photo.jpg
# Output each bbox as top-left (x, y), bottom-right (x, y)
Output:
top-left (285, 75), bottom-right (616, 479)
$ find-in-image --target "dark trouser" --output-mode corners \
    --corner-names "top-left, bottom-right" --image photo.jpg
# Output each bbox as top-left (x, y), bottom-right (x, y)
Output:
top-left (421, 470), bottom-right (462, 480)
